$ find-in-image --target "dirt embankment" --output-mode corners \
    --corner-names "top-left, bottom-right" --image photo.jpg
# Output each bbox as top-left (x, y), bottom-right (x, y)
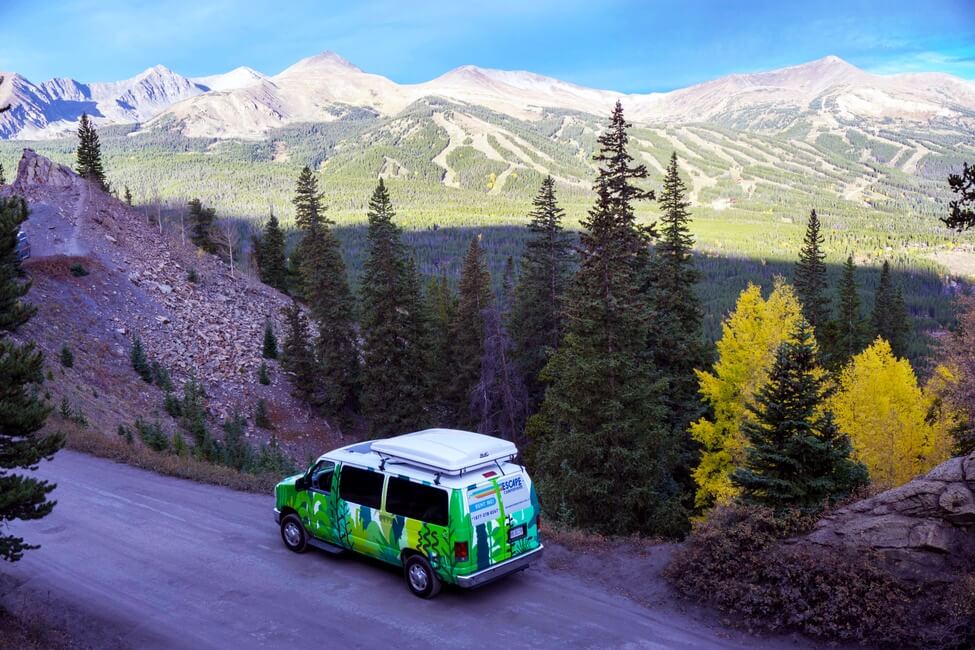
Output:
top-left (3, 149), bottom-right (341, 459)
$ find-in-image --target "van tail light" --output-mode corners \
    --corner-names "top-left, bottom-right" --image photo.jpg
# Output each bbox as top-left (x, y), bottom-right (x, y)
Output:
top-left (454, 541), bottom-right (469, 563)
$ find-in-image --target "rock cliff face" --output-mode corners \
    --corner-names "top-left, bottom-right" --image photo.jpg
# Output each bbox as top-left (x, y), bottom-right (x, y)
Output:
top-left (802, 452), bottom-right (975, 582)
top-left (3, 149), bottom-right (338, 457)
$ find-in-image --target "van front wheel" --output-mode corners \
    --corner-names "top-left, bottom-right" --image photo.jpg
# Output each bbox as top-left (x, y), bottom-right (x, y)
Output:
top-left (280, 513), bottom-right (308, 553)
top-left (404, 554), bottom-right (441, 599)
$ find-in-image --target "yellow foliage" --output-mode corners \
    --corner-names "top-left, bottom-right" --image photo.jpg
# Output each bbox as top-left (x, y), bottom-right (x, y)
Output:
top-left (690, 278), bottom-right (804, 508)
top-left (486, 172), bottom-right (497, 190)
top-left (828, 339), bottom-right (953, 488)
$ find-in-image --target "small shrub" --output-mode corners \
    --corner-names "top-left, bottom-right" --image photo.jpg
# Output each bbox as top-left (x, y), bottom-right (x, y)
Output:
top-left (130, 336), bottom-right (152, 383)
top-left (69, 263), bottom-right (89, 277)
top-left (664, 505), bottom-right (975, 647)
top-left (172, 430), bottom-right (188, 457)
top-left (163, 391), bottom-right (182, 417)
top-left (254, 398), bottom-right (272, 429)
top-left (262, 322), bottom-right (278, 359)
top-left (59, 397), bottom-right (73, 419)
top-left (257, 362), bottom-right (270, 385)
top-left (59, 345), bottom-right (74, 368)
top-left (46, 369), bottom-right (54, 381)
top-left (151, 362), bottom-right (173, 391)
top-left (187, 268), bottom-right (199, 283)
top-left (220, 412), bottom-right (252, 471)
top-left (134, 417), bottom-right (169, 452)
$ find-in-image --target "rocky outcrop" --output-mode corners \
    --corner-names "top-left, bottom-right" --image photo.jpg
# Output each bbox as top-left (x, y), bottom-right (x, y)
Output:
top-left (801, 452), bottom-right (975, 582)
top-left (13, 148), bottom-right (76, 190)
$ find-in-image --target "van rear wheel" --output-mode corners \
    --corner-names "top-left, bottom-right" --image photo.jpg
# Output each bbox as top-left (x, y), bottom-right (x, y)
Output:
top-left (404, 554), bottom-right (441, 599)
top-left (280, 513), bottom-right (308, 553)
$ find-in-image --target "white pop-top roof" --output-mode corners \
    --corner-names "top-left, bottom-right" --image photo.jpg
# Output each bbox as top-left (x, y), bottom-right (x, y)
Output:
top-left (370, 429), bottom-right (518, 475)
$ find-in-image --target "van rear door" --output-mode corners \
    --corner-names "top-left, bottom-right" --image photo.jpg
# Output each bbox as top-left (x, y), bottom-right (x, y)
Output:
top-left (465, 470), bottom-right (537, 569)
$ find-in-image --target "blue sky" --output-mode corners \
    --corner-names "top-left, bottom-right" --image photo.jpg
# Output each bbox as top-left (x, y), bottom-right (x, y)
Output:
top-left (1, 0), bottom-right (973, 91)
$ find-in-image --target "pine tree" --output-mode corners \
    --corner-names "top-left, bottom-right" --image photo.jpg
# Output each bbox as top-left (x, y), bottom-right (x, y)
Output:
top-left (793, 209), bottom-right (831, 336)
top-left (280, 301), bottom-right (318, 403)
top-left (425, 273), bottom-right (457, 422)
top-left (499, 256), bottom-right (515, 315)
top-left (870, 260), bottom-right (910, 357)
top-left (832, 255), bottom-right (867, 365)
top-left (123, 185), bottom-right (132, 206)
top-left (130, 336), bottom-right (152, 383)
top-left (448, 236), bottom-right (493, 427)
top-left (732, 320), bottom-right (867, 512)
top-left (262, 321), bottom-right (278, 359)
top-left (0, 197), bottom-right (64, 562)
top-left (187, 198), bottom-right (218, 253)
top-left (648, 152), bottom-right (708, 429)
top-left (527, 102), bottom-right (687, 537)
top-left (360, 180), bottom-right (430, 435)
top-left (0, 162), bottom-right (6, 186)
top-left (75, 113), bottom-right (107, 191)
top-left (0, 198), bottom-right (34, 333)
top-left (510, 176), bottom-right (572, 409)
top-left (292, 166), bottom-right (324, 231)
top-left (301, 221), bottom-right (359, 420)
top-left (257, 210), bottom-right (288, 291)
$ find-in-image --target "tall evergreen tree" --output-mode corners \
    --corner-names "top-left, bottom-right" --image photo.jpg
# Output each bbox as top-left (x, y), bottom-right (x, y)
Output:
top-left (187, 198), bottom-right (218, 253)
top-left (831, 255), bottom-right (867, 365)
top-left (123, 185), bottom-right (132, 205)
top-left (527, 102), bottom-right (687, 537)
top-left (448, 236), bottom-right (493, 426)
top-left (280, 301), bottom-right (318, 403)
top-left (648, 152), bottom-right (708, 429)
top-left (0, 197), bottom-right (64, 562)
top-left (0, 162), bottom-right (6, 186)
top-left (793, 209), bottom-right (830, 336)
top-left (870, 260), bottom-right (910, 357)
top-left (256, 210), bottom-right (288, 292)
top-left (510, 176), bottom-right (572, 408)
top-left (75, 113), bottom-right (107, 191)
top-left (292, 166), bottom-right (324, 231)
top-left (731, 320), bottom-right (867, 512)
top-left (425, 273), bottom-right (458, 422)
top-left (360, 180), bottom-right (430, 435)
top-left (300, 201), bottom-right (359, 420)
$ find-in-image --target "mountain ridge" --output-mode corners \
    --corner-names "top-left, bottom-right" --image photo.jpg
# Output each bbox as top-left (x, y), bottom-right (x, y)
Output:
top-left (2, 52), bottom-right (974, 140)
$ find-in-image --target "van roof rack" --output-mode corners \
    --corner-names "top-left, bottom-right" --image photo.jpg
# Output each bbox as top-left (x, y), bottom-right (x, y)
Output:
top-left (370, 429), bottom-right (518, 476)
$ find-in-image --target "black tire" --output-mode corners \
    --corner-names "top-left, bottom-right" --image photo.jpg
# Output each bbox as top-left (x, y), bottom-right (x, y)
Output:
top-left (280, 513), bottom-right (308, 553)
top-left (404, 554), bottom-right (442, 599)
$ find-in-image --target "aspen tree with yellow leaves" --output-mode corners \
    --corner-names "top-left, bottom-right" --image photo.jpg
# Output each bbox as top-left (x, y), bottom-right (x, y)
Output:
top-left (828, 338), bottom-right (954, 488)
top-left (689, 278), bottom-right (804, 508)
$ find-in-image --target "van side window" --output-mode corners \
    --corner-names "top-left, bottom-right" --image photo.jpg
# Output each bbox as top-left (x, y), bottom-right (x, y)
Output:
top-left (385, 476), bottom-right (448, 526)
top-left (338, 466), bottom-right (384, 509)
top-left (310, 460), bottom-right (335, 492)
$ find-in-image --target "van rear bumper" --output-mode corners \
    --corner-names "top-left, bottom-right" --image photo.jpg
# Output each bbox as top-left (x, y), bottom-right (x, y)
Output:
top-left (455, 545), bottom-right (543, 588)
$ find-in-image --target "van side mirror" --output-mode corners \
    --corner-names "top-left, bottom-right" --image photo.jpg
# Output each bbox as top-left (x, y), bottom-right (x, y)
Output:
top-left (295, 476), bottom-right (309, 491)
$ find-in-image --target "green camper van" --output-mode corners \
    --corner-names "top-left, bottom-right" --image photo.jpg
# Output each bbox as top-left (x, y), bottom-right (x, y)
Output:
top-left (273, 429), bottom-right (543, 598)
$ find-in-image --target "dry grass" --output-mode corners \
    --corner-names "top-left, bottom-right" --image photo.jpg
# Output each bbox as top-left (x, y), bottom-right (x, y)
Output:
top-left (540, 521), bottom-right (665, 554)
top-left (65, 425), bottom-right (281, 494)
top-left (0, 606), bottom-right (77, 650)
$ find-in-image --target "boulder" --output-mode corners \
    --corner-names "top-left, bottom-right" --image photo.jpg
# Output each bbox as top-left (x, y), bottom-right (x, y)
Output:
top-left (801, 451), bottom-right (975, 583)
top-left (13, 149), bottom-right (76, 190)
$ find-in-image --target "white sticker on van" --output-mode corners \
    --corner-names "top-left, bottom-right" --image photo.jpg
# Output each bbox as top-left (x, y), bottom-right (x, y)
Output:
top-left (499, 475), bottom-right (530, 513)
top-left (468, 485), bottom-right (500, 526)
